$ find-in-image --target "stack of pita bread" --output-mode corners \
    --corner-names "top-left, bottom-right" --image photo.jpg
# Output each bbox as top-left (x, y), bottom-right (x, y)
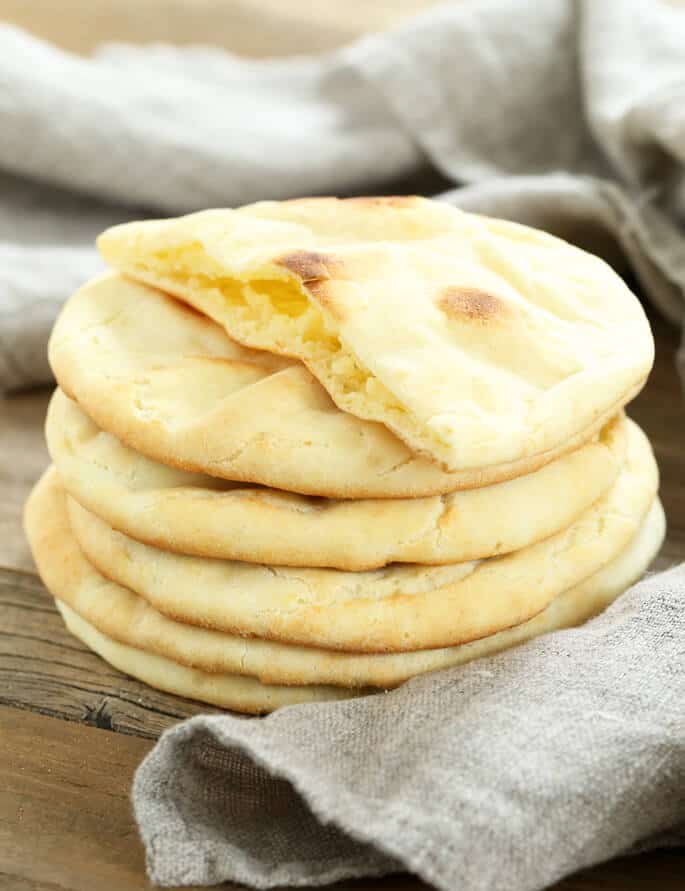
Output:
top-left (25, 197), bottom-right (664, 713)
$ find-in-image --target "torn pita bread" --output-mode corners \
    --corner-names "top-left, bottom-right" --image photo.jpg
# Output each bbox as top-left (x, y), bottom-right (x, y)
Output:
top-left (99, 197), bottom-right (653, 471)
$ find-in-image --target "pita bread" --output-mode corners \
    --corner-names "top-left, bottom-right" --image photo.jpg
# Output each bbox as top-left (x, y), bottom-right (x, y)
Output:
top-left (56, 603), bottom-right (355, 713)
top-left (47, 389), bottom-right (626, 569)
top-left (27, 471), bottom-right (664, 694)
top-left (64, 419), bottom-right (658, 653)
top-left (48, 272), bottom-right (613, 499)
top-left (98, 197), bottom-right (653, 472)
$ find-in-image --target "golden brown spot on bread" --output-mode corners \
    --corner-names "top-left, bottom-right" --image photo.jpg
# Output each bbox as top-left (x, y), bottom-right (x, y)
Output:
top-left (276, 250), bottom-right (336, 283)
top-left (437, 287), bottom-right (508, 322)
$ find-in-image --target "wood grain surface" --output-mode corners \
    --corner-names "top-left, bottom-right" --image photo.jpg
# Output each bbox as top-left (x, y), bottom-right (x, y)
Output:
top-left (0, 569), bottom-right (219, 737)
top-left (0, 391), bottom-right (50, 574)
top-left (2, 707), bottom-right (684, 891)
top-left (1, 307), bottom-right (684, 890)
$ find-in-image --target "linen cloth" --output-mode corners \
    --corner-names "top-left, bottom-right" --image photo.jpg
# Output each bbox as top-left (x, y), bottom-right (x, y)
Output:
top-left (2, 0), bottom-right (684, 887)
top-left (134, 565), bottom-right (685, 890)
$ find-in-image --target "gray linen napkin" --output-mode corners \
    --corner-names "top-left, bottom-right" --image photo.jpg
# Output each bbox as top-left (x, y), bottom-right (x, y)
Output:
top-left (134, 565), bottom-right (685, 889)
top-left (1, 0), bottom-right (685, 392)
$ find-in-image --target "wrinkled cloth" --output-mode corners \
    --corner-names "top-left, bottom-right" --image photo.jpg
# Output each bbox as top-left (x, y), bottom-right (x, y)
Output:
top-left (1, 0), bottom-right (685, 391)
top-left (3, 0), bottom-right (685, 888)
top-left (135, 565), bottom-right (685, 890)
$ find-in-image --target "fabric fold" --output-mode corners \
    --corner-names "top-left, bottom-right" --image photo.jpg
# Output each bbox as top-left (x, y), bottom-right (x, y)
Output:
top-left (134, 565), bottom-right (685, 889)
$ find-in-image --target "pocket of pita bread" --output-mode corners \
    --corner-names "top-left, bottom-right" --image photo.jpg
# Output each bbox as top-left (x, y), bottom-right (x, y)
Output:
top-left (98, 196), bottom-right (654, 472)
top-left (49, 272), bottom-right (614, 498)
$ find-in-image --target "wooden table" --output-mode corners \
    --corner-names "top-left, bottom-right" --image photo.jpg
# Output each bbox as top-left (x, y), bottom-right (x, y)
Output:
top-left (1, 308), bottom-right (684, 890)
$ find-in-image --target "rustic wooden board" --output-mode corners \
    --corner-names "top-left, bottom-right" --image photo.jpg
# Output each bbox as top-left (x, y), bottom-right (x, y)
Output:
top-left (2, 706), bottom-right (684, 891)
top-left (0, 569), bottom-right (219, 738)
top-left (628, 316), bottom-right (685, 566)
top-left (0, 390), bottom-right (51, 574)
top-left (0, 706), bottom-right (157, 891)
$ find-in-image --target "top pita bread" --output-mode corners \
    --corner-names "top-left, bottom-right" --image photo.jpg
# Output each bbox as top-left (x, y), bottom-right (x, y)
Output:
top-left (49, 273), bottom-right (613, 498)
top-left (99, 196), bottom-right (654, 472)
